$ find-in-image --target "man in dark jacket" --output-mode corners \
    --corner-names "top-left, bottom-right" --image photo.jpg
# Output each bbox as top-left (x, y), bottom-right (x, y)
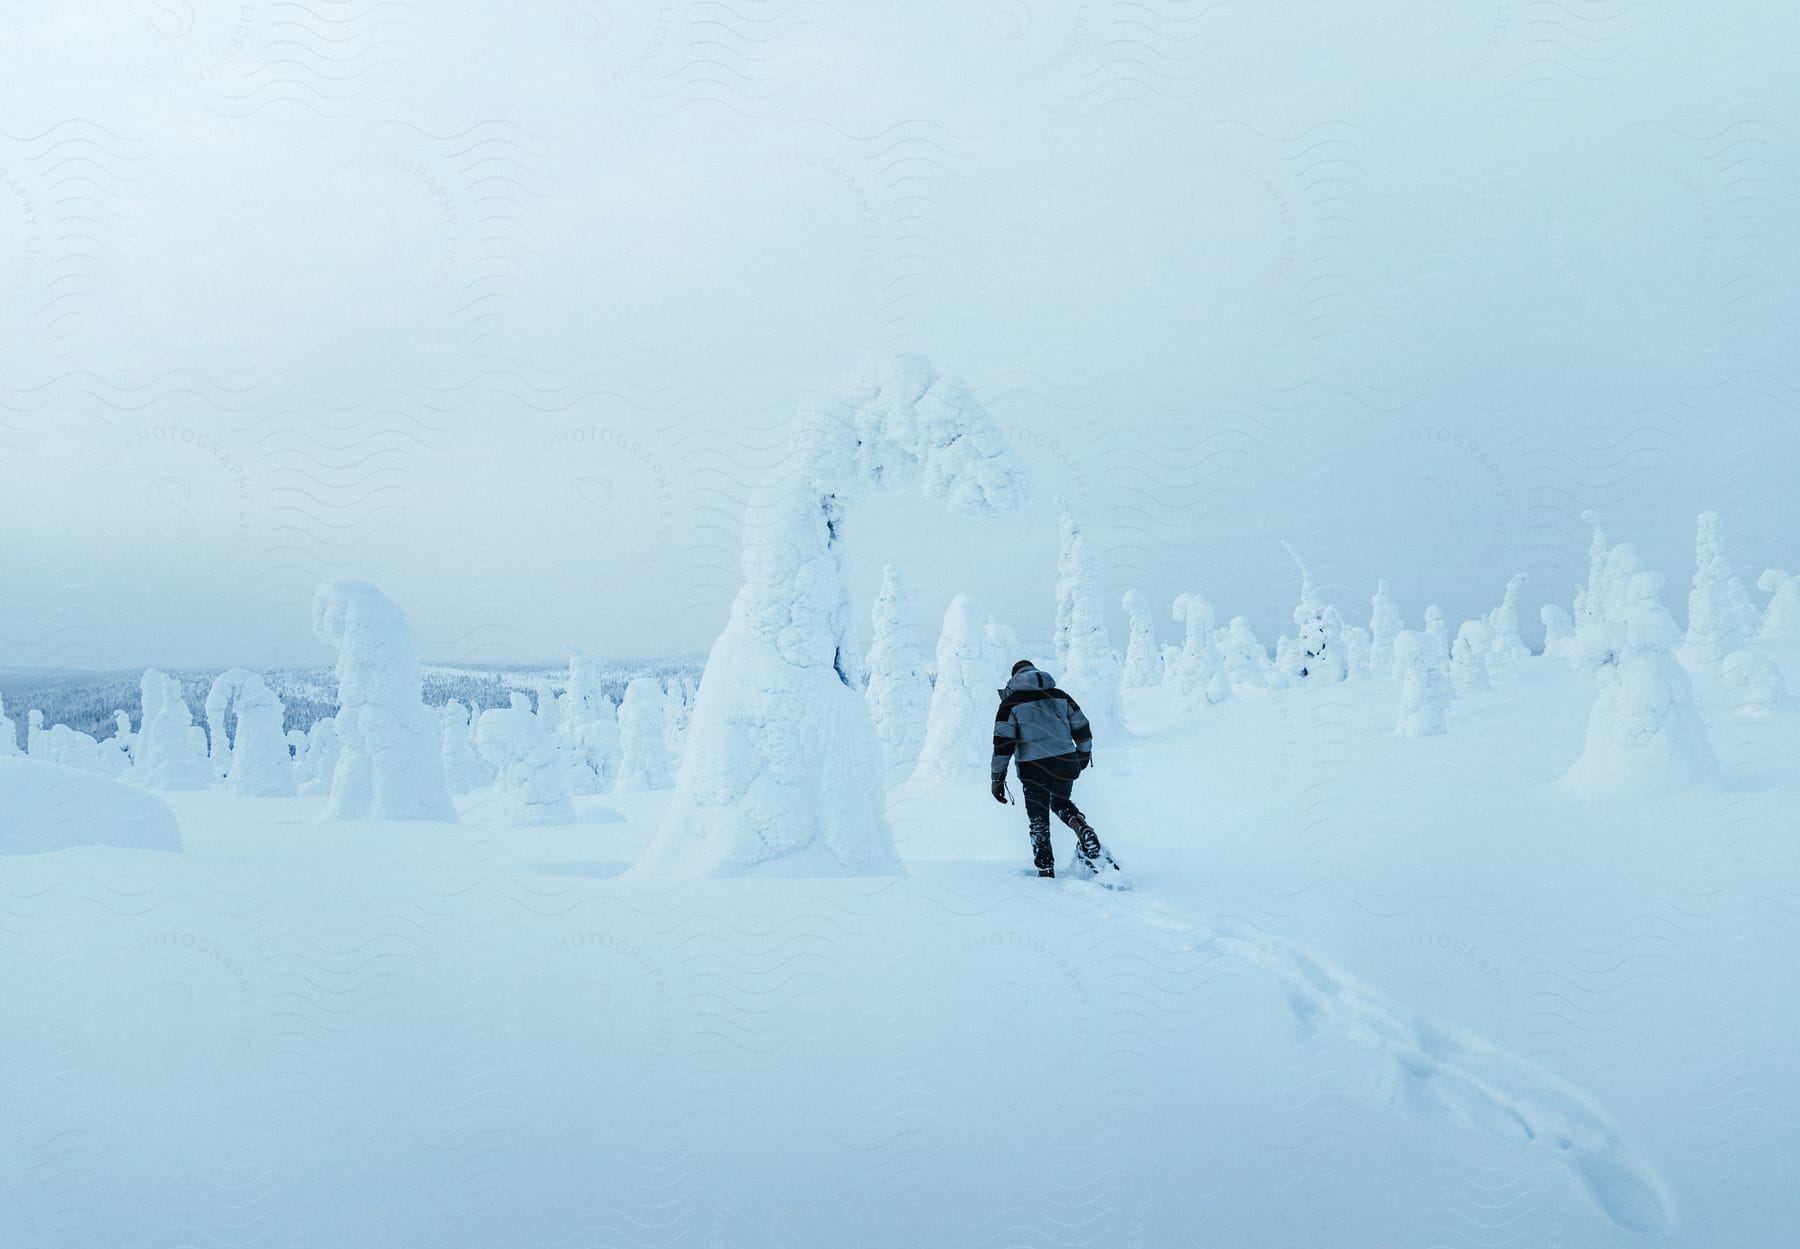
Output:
top-left (990, 660), bottom-right (1118, 880)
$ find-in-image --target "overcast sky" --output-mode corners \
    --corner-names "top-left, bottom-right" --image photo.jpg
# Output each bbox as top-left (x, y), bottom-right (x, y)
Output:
top-left (2, 2), bottom-right (1796, 670)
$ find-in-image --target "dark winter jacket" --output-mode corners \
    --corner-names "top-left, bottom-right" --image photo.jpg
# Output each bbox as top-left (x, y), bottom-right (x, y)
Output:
top-left (991, 665), bottom-right (1091, 781)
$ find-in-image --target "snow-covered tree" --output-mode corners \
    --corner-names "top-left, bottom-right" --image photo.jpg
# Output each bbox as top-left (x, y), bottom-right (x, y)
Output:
top-left (633, 354), bottom-right (1026, 878)
top-left (1310, 608), bottom-right (1353, 683)
top-left (311, 581), bottom-right (458, 823)
top-left (1571, 536), bottom-right (1647, 685)
top-left (559, 649), bottom-right (620, 792)
top-left (104, 711), bottom-right (134, 773)
top-left (1575, 510), bottom-right (1609, 632)
top-left (912, 593), bottom-right (1005, 785)
top-left (0, 695), bottom-right (20, 757)
top-left (1728, 577), bottom-right (1762, 645)
top-left (297, 716), bottom-right (340, 797)
top-left (985, 614), bottom-right (1019, 658)
top-left (441, 699), bottom-right (495, 794)
top-left (203, 683), bottom-right (232, 779)
top-left (1219, 617), bottom-right (1271, 688)
top-left (534, 678), bottom-right (560, 725)
top-left (1542, 605), bottom-right (1576, 658)
top-left (1722, 648), bottom-right (1786, 717)
top-left (1054, 503), bottom-right (1123, 738)
top-left (1170, 593), bottom-right (1231, 708)
top-left (128, 670), bottom-right (213, 791)
top-left (203, 670), bottom-right (295, 797)
top-left (1368, 580), bottom-right (1403, 677)
top-left (1341, 620), bottom-right (1371, 679)
top-left (1759, 569), bottom-right (1800, 647)
top-left (478, 693), bottom-right (576, 825)
top-left (1159, 643), bottom-right (1183, 682)
top-left (1053, 503), bottom-right (1078, 668)
top-left (864, 564), bottom-right (932, 775)
top-left (1450, 621), bottom-right (1494, 697)
top-left (1424, 607), bottom-right (1450, 662)
top-left (37, 722), bottom-right (109, 773)
top-left (1121, 590), bottom-right (1163, 688)
top-left (562, 711), bottom-right (618, 795)
top-left (1488, 574), bottom-right (1531, 661)
top-left (1393, 630), bottom-right (1450, 737)
top-left (1277, 542), bottom-right (1344, 683)
top-left (1564, 571), bottom-right (1720, 796)
top-left (1600, 544), bottom-right (1647, 629)
top-left (612, 677), bottom-right (671, 794)
top-left (663, 675), bottom-right (696, 773)
top-left (1685, 511), bottom-right (1750, 666)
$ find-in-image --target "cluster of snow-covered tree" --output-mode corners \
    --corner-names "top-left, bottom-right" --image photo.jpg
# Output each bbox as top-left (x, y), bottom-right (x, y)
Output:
top-left (860, 506), bottom-right (1798, 802)
top-left (7, 356), bottom-right (1793, 880)
top-left (4, 582), bottom-right (699, 826)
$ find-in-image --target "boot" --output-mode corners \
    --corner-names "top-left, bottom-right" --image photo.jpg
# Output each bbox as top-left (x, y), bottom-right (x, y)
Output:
top-left (1059, 804), bottom-right (1105, 864)
top-left (1028, 814), bottom-right (1055, 877)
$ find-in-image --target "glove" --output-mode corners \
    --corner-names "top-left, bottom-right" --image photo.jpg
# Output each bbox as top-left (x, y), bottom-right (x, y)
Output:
top-left (991, 776), bottom-right (1009, 804)
top-left (1078, 752), bottom-right (1092, 772)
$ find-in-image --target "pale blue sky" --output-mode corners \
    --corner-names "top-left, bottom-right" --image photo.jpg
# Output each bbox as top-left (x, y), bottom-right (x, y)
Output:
top-left (2, 1), bottom-right (1796, 667)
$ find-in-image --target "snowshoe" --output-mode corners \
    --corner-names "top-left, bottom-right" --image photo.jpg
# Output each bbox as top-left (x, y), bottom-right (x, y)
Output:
top-left (1064, 846), bottom-right (1132, 891)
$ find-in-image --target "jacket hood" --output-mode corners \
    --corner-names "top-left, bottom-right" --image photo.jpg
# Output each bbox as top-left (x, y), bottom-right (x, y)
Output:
top-left (1002, 665), bottom-right (1056, 694)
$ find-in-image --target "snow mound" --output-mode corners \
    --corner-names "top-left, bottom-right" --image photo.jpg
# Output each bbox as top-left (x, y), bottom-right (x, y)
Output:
top-left (0, 757), bottom-right (183, 855)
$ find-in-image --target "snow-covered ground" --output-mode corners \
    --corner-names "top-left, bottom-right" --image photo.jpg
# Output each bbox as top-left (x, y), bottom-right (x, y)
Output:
top-left (5, 656), bottom-right (1793, 1247)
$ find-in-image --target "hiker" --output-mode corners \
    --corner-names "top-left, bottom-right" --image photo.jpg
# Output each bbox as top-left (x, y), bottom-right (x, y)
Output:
top-left (990, 660), bottom-right (1119, 880)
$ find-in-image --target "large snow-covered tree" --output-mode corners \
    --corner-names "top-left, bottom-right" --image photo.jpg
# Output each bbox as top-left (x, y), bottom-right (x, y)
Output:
top-left (1120, 590), bottom-right (1163, 688)
top-left (441, 699), bottom-right (495, 794)
top-left (203, 669), bottom-right (296, 797)
top-left (1052, 505), bottom-right (1078, 668)
top-left (612, 677), bottom-right (672, 794)
top-left (631, 354), bottom-right (1027, 877)
top-left (1393, 630), bottom-right (1450, 737)
top-left (1450, 621), bottom-right (1494, 697)
top-left (559, 648), bottom-right (621, 793)
top-left (1218, 617), bottom-right (1271, 688)
top-left (1053, 502), bottom-right (1123, 739)
top-left (296, 717), bottom-right (340, 797)
top-left (911, 593), bottom-right (1005, 787)
top-left (1368, 580), bottom-right (1403, 677)
top-left (663, 675), bottom-right (697, 773)
top-left (1487, 574), bottom-right (1531, 661)
top-left (1276, 542), bottom-right (1345, 683)
top-left (311, 580), bottom-right (458, 823)
top-left (0, 694), bottom-right (20, 758)
top-left (1170, 592), bottom-right (1231, 709)
top-left (1684, 511), bottom-right (1750, 666)
top-left (864, 564), bottom-right (932, 775)
top-left (1565, 570), bottom-right (1720, 796)
top-left (478, 693), bottom-right (576, 825)
top-left (128, 670), bottom-right (213, 791)
top-left (1760, 569), bottom-right (1800, 647)
top-left (1424, 607), bottom-right (1451, 664)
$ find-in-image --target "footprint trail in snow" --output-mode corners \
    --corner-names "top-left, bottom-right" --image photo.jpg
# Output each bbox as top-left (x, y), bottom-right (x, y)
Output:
top-left (1061, 884), bottom-right (1674, 1235)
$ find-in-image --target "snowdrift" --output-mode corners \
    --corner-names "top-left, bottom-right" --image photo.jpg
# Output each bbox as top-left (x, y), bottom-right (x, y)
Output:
top-left (0, 758), bottom-right (183, 855)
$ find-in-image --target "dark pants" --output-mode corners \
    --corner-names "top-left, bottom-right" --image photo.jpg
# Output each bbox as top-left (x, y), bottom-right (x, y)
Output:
top-left (1016, 752), bottom-right (1102, 873)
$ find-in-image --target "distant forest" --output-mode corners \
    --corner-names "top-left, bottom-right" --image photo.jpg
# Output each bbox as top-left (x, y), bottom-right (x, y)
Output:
top-left (0, 659), bottom-right (704, 751)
